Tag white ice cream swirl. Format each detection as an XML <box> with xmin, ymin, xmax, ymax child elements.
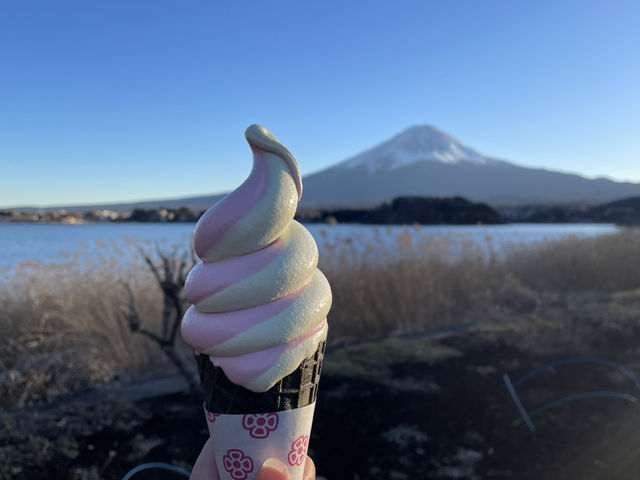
<box><xmin>181</xmin><ymin>125</ymin><xmax>331</xmax><ymax>392</ymax></box>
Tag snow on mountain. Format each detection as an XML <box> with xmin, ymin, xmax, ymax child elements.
<box><xmin>337</xmin><ymin>125</ymin><xmax>498</xmax><ymax>172</ymax></box>
<box><xmin>26</xmin><ymin>124</ymin><xmax>640</xmax><ymax>213</ymax></box>
<box><xmin>299</xmin><ymin>125</ymin><xmax>640</xmax><ymax>207</ymax></box>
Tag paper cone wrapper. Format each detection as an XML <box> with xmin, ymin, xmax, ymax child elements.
<box><xmin>195</xmin><ymin>341</ymin><xmax>326</xmax><ymax>480</ymax></box>
<box><xmin>204</xmin><ymin>402</ymin><xmax>316</xmax><ymax>480</ymax></box>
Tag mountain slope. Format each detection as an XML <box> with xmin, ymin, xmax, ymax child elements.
<box><xmin>14</xmin><ymin>124</ymin><xmax>640</xmax><ymax>212</ymax></box>
<box><xmin>338</xmin><ymin>124</ymin><xmax>499</xmax><ymax>171</ymax></box>
<box><xmin>588</xmin><ymin>195</ymin><xmax>640</xmax><ymax>224</ymax></box>
<box><xmin>300</xmin><ymin>125</ymin><xmax>640</xmax><ymax>207</ymax></box>
<box><xmin>10</xmin><ymin>193</ymin><xmax>227</xmax><ymax>213</ymax></box>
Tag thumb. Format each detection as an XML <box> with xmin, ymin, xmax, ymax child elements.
<box><xmin>256</xmin><ymin>458</ymin><xmax>292</xmax><ymax>480</ymax></box>
<box><xmin>190</xmin><ymin>438</ymin><xmax>220</xmax><ymax>480</ymax></box>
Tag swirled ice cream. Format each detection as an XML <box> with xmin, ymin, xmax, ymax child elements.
<box><xmin>181</xmin><ymin>125</ymin><xmax>331</xmax><ymax>393</ymax></box>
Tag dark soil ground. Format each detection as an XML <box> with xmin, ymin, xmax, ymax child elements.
<box><xmin>3</xmin><ymin>290</ymin><xmax>640</xmax><ymax>480</ymax></box>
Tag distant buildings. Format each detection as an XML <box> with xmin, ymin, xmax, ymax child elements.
<box><xmin>0</xmin><ymin>207</ymin><xmax>200</xmax><ymax>223</ymax></box>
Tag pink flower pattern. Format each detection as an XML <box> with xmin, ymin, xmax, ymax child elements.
<box><xmin>223</xmin><ymin>449</ymin><xmax>254</xmax><ymax>480</ymax></box>
<box><xmin>205</xmin><ymin>411</ymin><xmax>220</xmax><ymax>423</ymax></box>
<box><xmin>287</xmin><ymin>435</ymin><xmax>309</xmax><ymax>467</ymax></box>
<box><xmin>242</xmin><ymin>413</ymin><xmax>279</xmax><ymax>439</ymax></box>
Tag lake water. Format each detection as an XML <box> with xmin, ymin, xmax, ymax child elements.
<box><xmin>0</xmin><ymin>222</ymin><xmax>621</xmax><ymax>269</ymax></box>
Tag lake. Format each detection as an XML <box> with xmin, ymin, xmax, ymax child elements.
<box><xmin>0</xmin><ymin>222</ymin><xmax>621</xmax><ymax>269</ymax></box>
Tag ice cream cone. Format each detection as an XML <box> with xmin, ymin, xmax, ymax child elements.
<box><xmin>195</xmin><ymin>342</ymin><xmax>326</xmax><ymax>480</ymax></box>
<box><xmin>181</xmin><ymin>125</ymin><xmax>331</xmax><ymax>480</ymax></box>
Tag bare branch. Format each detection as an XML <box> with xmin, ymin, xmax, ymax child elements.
<box><xmin>122</xmin><ymin>243</ymin><xmax>198</xmax><ymax>394</ymax></box>
<box><xmin>177</xmin><ymin>258</ymin><xmax>188</xmax><ymax>286</ymax></box>
<box><xmin>169</xmin><ymin>300</ymin><xmax>183</xmax><ymax>345</ymax></box>
<box><xmin>160</xmin><ymin>246</ymin><xmax>171</xmax><ymax>282</ymax></box>
<box><xmin>161</xmin><ymin>344</ymin><xmax>198</xmax><ymax>392</ymax></box>
<box><xmin>137</xmin><ymin>327</ymin><xmax>167</xmax><ymax>345</ymax></box>
<box><xmin>138</xmin><ymin>246</ymin><xmax>162</xmax><ymax>285</ymax></box>
<box><xmin>120</xmin><ymin>281</ymin><xmax>140</xmax><ymax>332</ymax></box>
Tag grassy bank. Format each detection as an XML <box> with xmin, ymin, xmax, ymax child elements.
<box><xmin>2</xmin><ymin>228</ymin><xmax>640</xmax><ymax>408</ymax></box>
<box><xmin>326</xmin><ymin>226</ymin><xmax>640</xmax><ymax>338</ymax></box>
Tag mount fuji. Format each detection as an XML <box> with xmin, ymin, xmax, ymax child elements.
<box><xmin>299</xmin><ymin>125</ymin><xmax>640</xmax><ymax>207</ymax></box>
<box><xmin>18</xmin><ymin>125</ymin><xmax>640</xmax><ymax>214</ymax></box>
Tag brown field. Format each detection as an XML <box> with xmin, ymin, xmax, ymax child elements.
<box><xmin>2</xmin><ymin>227</ymin><xmax>640</xmax><ymax>410</ymax></box>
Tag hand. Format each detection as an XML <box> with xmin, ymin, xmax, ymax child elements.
<box><xmin>190</xmin><ymin>438</ymin><xmax>316</xmax><ymax>480</ymax></box>
<box><xmin>256</xmin><ymin>457</ymin><xmax>315</xmax><ymax>480</ymax></box>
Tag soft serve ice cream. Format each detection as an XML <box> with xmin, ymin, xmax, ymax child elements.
<box><xmin>181</xmin><ymin>125</ymin><xmax>331</xmax><ymax>393</ymax></box>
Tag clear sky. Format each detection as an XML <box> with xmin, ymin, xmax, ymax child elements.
<box><xmin>1</xmin><ymin>0</ymin><xmax>639</xmax><ymax>208</ymax></box>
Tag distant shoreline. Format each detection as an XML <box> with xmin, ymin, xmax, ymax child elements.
<box><xmin>2</xmin><ymin>194</ymin><xmax>639</xmax><ymax>226</ymax></box>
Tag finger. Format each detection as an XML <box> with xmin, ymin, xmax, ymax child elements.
<box><xmin>190</xmin><ymin>438</ymin><xmax>220</xmax><ymax>480</ymax></box>
<box><xmin>303</xmin><ymin>456</ymin><xmax>316</xmax><ymax>480</ymax></box>
<box><xmin>256</xmin><ymin>457</ymin><xmax>292</xmax><ymax>480</ymax></box>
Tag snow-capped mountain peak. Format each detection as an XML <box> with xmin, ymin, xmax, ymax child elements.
<box><xmin>299</xmin><ymin>123</ymin><xmax>640</xmax><ymax>207</ymax></box>
<box><xmin>338</xmin><ymin>124</ymin><xmax>498</xmax><ymax>173</ymax></box>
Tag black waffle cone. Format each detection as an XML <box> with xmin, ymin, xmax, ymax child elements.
<box><xmin>197</xmin><ymin>340</ymin><xmax>326</xmax><ymax>414</ymax></box>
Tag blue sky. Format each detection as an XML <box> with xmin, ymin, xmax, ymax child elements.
<box><xmin>1</xmin><ymin>0</ymin><xmax>639</xmax><ymax>207</ymax></box>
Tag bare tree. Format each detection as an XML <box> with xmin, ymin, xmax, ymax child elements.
<box><xmin>122</xmin><ymin>243</ymin><xmax>198</xmax><ymax>393</ymax></box>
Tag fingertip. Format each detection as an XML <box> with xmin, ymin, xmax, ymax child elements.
<box><xmin>303</xmin><ymin>456</ymin><xmax>316</xmax><ymax>480</ymax></box>
<box><xmin>256</xmin><ymin>457</ymin><xmax>292</xmax><ymax>480</ymax></box>
<box><xmin>190</xmin><ymin>438</ymin><xmax>220</xmax><ymax>480</ymax></box>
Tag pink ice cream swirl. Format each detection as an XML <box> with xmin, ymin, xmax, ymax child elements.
<box><xmin>181</xmin><ymin>125</ymin><xmax>331</xmax><ymax>393</ymax></box>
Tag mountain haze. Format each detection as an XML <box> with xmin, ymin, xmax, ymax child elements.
<box><xmin>7</xmin><ymin>193</ymin><xmax>227</xmax><ymax>214</ymax></box>
<box><xmin>300</xmin><ymin>125</ymin><xmax>640</xmax><ymax>207</ymax></box>
<box><xmin>12</xmin><ymin>125</ymin><xmax>640</xmax><ymax>213</ymax></box>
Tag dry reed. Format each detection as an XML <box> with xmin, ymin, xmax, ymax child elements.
<box><xmin>321</xmin><ymin>225</ymin><xmax>539</xmax><ymax>339</ymax></box>
<box><xmin>0</xmin><ymin>240</ymin><xmax>187</xmax><ymax>408</ymax></box>
<box><xmin>2</xmin><ymin>227</ymin><xmax>640</xmax><ymax>408</ymax></box>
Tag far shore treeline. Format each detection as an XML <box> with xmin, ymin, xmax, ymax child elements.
<box><xmin>2</xmin><ymin>194</ymin><xmax>640</xmax><ymax>225</ymax></box>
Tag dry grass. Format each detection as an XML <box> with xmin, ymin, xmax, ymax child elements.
<box><xmin>2</xmin><ymin>227</ymin><xmax>640</xmax><ymax>408</ymax></box>
<box><xmin>0</xmin><ymin>241</ymin><xmax>191</xmax><ymax>408</ymax></box>
<box><xmin>503</xmin><ymin>229</ymin><xmax>640</xmax><ymax>293</ymax></box>
<box><xmin>321</xmin><ymin>225</ymin><xmax>539</xmax><ymax>339</ymax></box>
